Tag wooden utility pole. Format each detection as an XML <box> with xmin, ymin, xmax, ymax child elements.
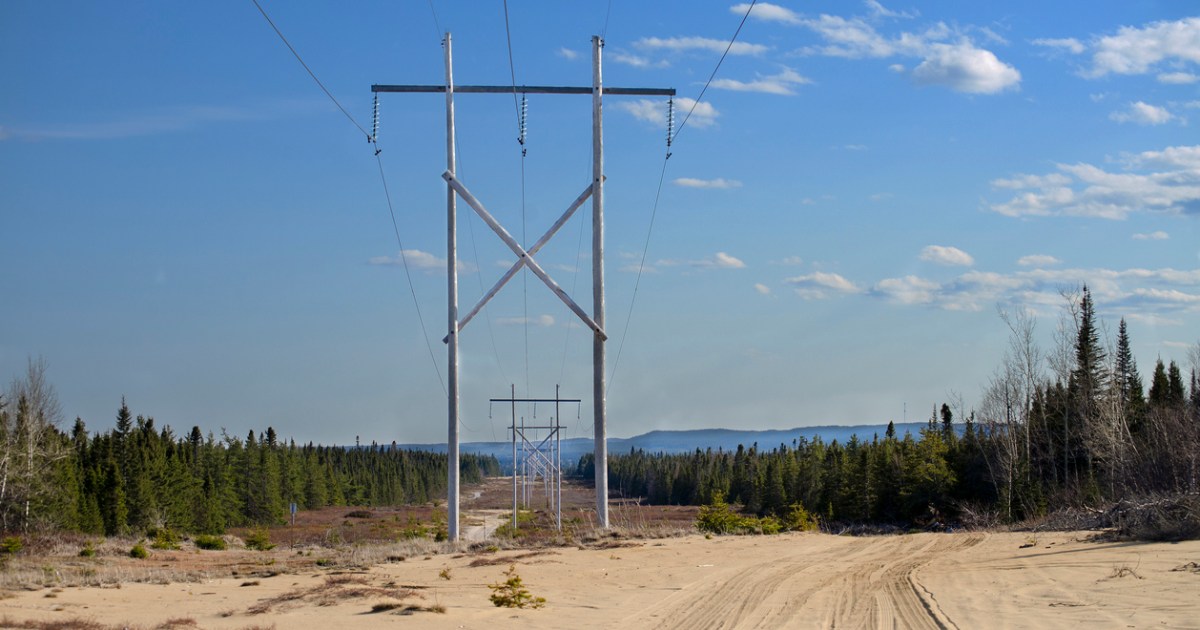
<box><xmin>372</xmin><ymin>33</ymin><xmax>673</xmax><ymax>540</ymax></box>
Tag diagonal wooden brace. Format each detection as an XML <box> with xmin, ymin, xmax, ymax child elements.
<box><xmin>442</xmin><ymin>171</ymin><xmax>607</xmax><ymax>341</ymax></box>
<box><xmin>447</xmin><ymin>180</ymin><xmax>597</xmax><ymax>341</ymax></box>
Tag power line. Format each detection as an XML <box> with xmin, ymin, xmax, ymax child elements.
<box><xmin>672</xmin><ymin>0</ymin><xmax>756</xmax><ymax>145</ymax></box>
<box><xmin>250</xmin><ymin>0</ymin><xmax>372</xmax><ymax>142</ymax></box>
<box><xmin>375</xmin><ymin>154</ymin><xmax>446</xmax><ymax>395</ymax></box>
<box><xmin>251</xmin><ymin>0</ymin><xmax>449</xmax><ymax>394</ymax></box>
<box><xmin>501</xmin><ymin>0</ymin><xmax>532</xmax><ymax>396</ymax></box>
<box><xmin>426</xmin><ymin>0</ymin><xmax>444</xmax><ymax>41</ymax></box>
<box><xmin>609</xmin><ymin>0</ymin><xmax>757</xmax><ymax>394</ymax></box>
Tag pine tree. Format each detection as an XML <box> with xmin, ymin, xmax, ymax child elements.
<box><xmin>1149</xmin><ymin>359</ymin><xmax>1171</xmax><ymax>407</ymax></box>
<box><xmin>1167</xmin><ymin>361</ymin><xmax>1185</xmax><ymax>405</ymax></box>
<box><xmin>1113</xmin><ymin>318</ymin><xmax>1146</xmax><ymax>431</ymax></box>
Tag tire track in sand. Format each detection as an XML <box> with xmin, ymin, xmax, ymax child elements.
<box><xmin>648</xmin><ymin>532</ymin><xmax>983</xmax><ymax>630</ymax></box>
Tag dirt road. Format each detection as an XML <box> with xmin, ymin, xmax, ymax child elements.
<box><xmin>4</xmin><ymin>530</ymin><xmax>1199</xmax><ymax>629</ymax></box>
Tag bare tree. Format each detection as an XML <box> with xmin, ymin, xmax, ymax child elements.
<box><xmin>0</xmin><ymin>357</ymin><xmax>67</xmax><ymax>531</ymax></box>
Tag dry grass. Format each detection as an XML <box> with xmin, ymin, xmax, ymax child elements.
<box><xmin>243</xmin><ymin>574</ymin><xmax>419</xmax><ymax>616</ymax></box>
<box><xmin>0</xmin><ymin>616</ymin><xmax>220</xmax><ymax>630</ymax></box>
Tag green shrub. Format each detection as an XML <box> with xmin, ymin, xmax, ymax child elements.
<box><xmin>0</xmin><ymin>536</ymin><xmax>22</xmax><ymax>555</ymax></box>
<box><xmin>149</xmin><ymin>527</ymin><xmax>181</xmax><ymax>550</ymax></box>
<box><xmin>488</xmin><ymin>564</ymin><xmax>545</xmax><ymax>609</ymax></box>
<box><xmin>758</xmin><ymin>515</ymin><xmax>783</xmax><ymax>535</ymax></box>
<box><xmin>243</xmin><ymin>529</ymin><xmax>275</xmax><ymax>551</ymax></box>
<box><xmin>194</xmin><ymin>535</ymin><xmax>227</xmax><ymax>551</ymax></box>
<box><xmin>79</xmin><ymin>541</ymin><xmax>97</xmax><ymax>557</ymax></box>
<box><xmin>783</xmin><ymin>503</ymin><xmax>820</xmax><ymax>532</ymax></box>
<box><xmin>696</xmin><ymin>495</ymin><xmax>755</xmax><ymax>535</ymax></box>
<box><xmin>130</xmin><ymin>543</ymin><xmax>149</xmax><ymax>559</ymax></box>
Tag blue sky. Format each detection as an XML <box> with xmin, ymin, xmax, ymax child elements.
<box><xmin>2</xmin><ymin>1</ymin><xmax>1198</xmax><ymax>445</ymax></box>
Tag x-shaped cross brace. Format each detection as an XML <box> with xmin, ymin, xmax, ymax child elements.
<box><xmin>442</xmin><ymin>170</ymin><xmax>607</xmax><ymax>342</ymax></box>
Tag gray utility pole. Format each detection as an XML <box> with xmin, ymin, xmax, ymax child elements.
<box><xmin>373</xmin><ymin>34</ymin><xmax>673</xmax><ymax>541</ymax></box>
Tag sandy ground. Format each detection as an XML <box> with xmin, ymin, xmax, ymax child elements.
<box><xmin>3</xmin><ymin>529</ymin><xmax>1199</xmax><ymax>629</ymax></box>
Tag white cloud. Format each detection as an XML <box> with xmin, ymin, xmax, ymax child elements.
<box><xmin>1110</xmin><ymin>101</ymin><xmax>1174</xmax><ymax>125</ymax></box>
<box><xmin>673</xmin><ymin>177</ymin><xmax>743</xmax><ymax>189</ymax></box>
<box><xmin>619</xmin><ymin>263</ymin><xmax>657</xmax><ymax>274</ymax></box>
<box><xmin>1133</xmin><ymin>230</ymin><xmax>1170</xmax><ymax>240</ymax></box>
<box><xmin>865</xmin><ymin>0</ymin><xmax>917</xmax><ymax>20</ymax></box>
<box><xmin>1158</xmin><ymin>71</ymin><xmax>1199</xmax><ymax>84</ymax></box>
<box><xmin>754</xmin><ymin>283</ymin><xmax>772</xmax><ymax>295</ymax></box>
<box><xmin>778</xmin><ymin>256</ymin><xmax>804</xmax><ymax>266</ymax></box>
<box><xmin>873</xmin><ymin>275</ymin><xmax>940</xmax><ymax>305</ymax></box>
<box><xmin>1163</xmin><ymin>340</ymin><xmax>1198</xmax><ymax>349</ymax></box>
<box><xmin>1125</xmin><ymin>313</ymin><xmax>1183</xmax><ymax>327</ymax></box>
<box><xmin>1087</xmin><ymin>17</ymin><xmax>1200</xmax><ymax>77</ymax></box>
<box><xmin>557</xmin><ymin>47</ymin><xmax>578</xmax><ymax>60</ymax></box>
<box><xmin>369</xmin><ymin>249</ymin><xmax>475</xmax><ymax>273</ymax></box>
<box><xmin>911</xmin><ymin>42</ymin><xmax>1021</xmax><ymax>94</ymax></box>
<box><xmin>861</xmin><ymin>265</ymin><xmax>1200</xmax><ymax>315</ymax></box>
<box><xmin>1031</xmin><ymin>38</ymin><xmax>1085</xmax><ymax>54</ymax></box>
<box><xmin>497</xmin><ymin>314</ymin><xmax>556</xmax><ymax>327</ymax></box>
<box><xmin>693</xmin><ymin>252</ymin><xmax>747</xmax><ymax>269</ymax></box>
<box><xmin>920</xmin><ymin>245</ymin><xmax>975</xmax><ymax>266</ymax></box>
<box><xmin>710</xmin><ymin>67</ymin><xmax>812</xmax><ymax>95</ymax></box>
<box><xmin>609</xmin><ymin>51</ymin><xmax>668</xmax><ymax>69</ymax></box>
<box><xmin>657</xmin><ymin>252</ymin><xmax>747</xmax><ymax>269</ymax></box>
<box><xmin>988</xmin><ymin>144</ymin><xmax>1200</xmax><ymax>219</ymax></box>
<box><xmin>785</xmin><ymin>272</ymin><xmax>862</xmax><ymax>299</ymax></box>
<box><xmin>635</xmin><ymin>36</ymin><xmax>767</xmax><ymax>56</ymax></box>
<box><xmin>763</xmin><ymin>6</ymin><xmax>1019</xmax><ymax>95</ymax></box>
<box><xmin>734</xmin><ymin>2</ymin><xmax>803</xmax><ymax>26</ymax></box>
<box><xmin>618</xmin><ymin>97</ymin><xmax>718</xmax><ymax>128</ymax></box>
<box><xmin>888</xmin><ymin>63</ymin><xmax>906</xmax><ymax>73</ymax></box>
<box><xmin>1017</xmin><ymin>254</ymin><xmax>1062</xmax><ymax>267</ymax></box>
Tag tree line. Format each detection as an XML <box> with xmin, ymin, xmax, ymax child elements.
<box><xmin>583</xmin><ymin>286</ymin><xmax>1200</xmax><ymax>527</ymax></box>
<box><xmin>0</xmin><ymin>366</ymin><xmax>500</xmax><ymax>535</ymax></box>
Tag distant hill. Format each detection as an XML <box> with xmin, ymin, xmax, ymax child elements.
<box><xmin>400</xmin><ymin>422</ymin><xmax>936</xmax><ymax>471</ymax></box>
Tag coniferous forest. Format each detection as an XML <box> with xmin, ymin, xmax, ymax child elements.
<box><xmin>2</xmin><ymin>286</ymin><xmax>1198</xmax><ymax>536</ymax></box>
<box><xmin>0</xmin><ymin>381</ymin><xmax>500</xmax><ymax>535</ymax></box>
<box><xmin>585</xmin><ymin>286</ymin><xmax>1200</xmax><ymax>530</ymax></box>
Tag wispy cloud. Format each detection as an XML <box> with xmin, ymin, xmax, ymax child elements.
<box><xmin>733</xmin><ymin>2</ymin><xmax>803</xmax><ymax>26</ymax></box>
<box><xmin>369</xmin><ymin>249</ymin><xmax>476</xmax><ymax>274</ymax></box>
<box><xmin>617</xmin><ymin>97</ymin><xmax>718</xmax><ymax>128</ymax></box>
<box><xmin>497</xmin><ymin>315</ymin><xmax>556</xmax><ymax>327</ymax></box>
<box><xmin>1032</xmin><ymin>37</ymin><xmax>1085</xmax><ymax>55</ymax></box>
<box><xmin>754</xmin><ymin>283</ymin><xmax>772</xmax><ymax>295</ymax></box>
<box><xmin>785</xmin><ymin>272</ymin><xmax>862</xmax><ymax>299</ymax></box>
<box><xmin>865</xmin><ymin>0</ymin><xmax>917</xmax><ymax>20</ymax></box>
<box><xmin>1</xmin><ymin>103</ymin><xmax>280</xmax><ymax>141</ymax></box>
<box><xmin>866</xmin><ymin>266</ymin><xmax>1200</xmax><ymax>314</ymax></box>
<box><xmin>1110</xmin><ymin>101</ymin><xmax>1174</xmax><ymax>125</ymax></box>
<box><xmin>1133</xmin><ymin>230</ymin><xmax>1170</xmax><ymax>241</ymax></box>
<box><xmin>1158</xmin><ymin>72</ymin><xmax>1199</xmax><ymax>85</ymax></box>
<box><xmin>659</xmin><ymin>252</ymin><xmax>747</xmax><ymax>269</ymax></box>
<box><xmin>710</xmin><ymin>67</ymin><xmax>812</xmax><ymax>95</ymax></box>
<box><xmin>988</xmin><ymin>144</ymin><xmax>1200</xmax><ymax>219</ymax></box>
<box><xmin>557</xmin><ymin>47</ymin><xmax>579</xmax><ymax>60</ymax></box>
<box><xmin>635</xmin><ymin>36</ymin><xmax>767</xmax><ymax>56</ymax></box>
<box><xmin>1017</xmin><ymin>254</ymin><xmax>1061</xmax><ymax>267</ymax></box>
<box><xmin>609</xmin><ymin>50</ymin><xmax>668</xmax><ymax>69</ymax></box>
<box><xmin>920</xmin><ymin>245</ymin><xmax>975</xmax><ymax>266</ymax></box>
<box><xmin>673</xmin><ymin>177</ymin><xmax>742</xmax><ymax>189</ymax></box>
